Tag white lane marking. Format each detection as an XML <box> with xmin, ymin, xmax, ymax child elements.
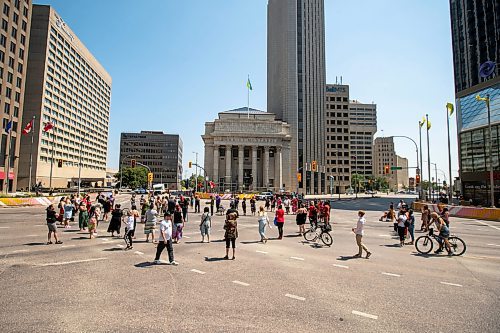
<box><xmin>382</xmin><ymin>272</ymin><xmax>401</xmax><ymax>277</ymax></box>
<box><xmin>61</xmin><ymin>245</ymin><xmax>76</xmax><ymax>248</ymax></box>
<box><xmin>440</xmin><ymin>281</ymin><xmax>463</xmax><ymax>287</ymax></box>
<box><xmin>36</xmin><ymin>257</ymin><xmax>108</xmax><ymax>267</ymax></box>
<box><xmin>0</xmin><ymin>226</ymin><xmax>10</xmax><ymax>229</ymax></box>
<box><xmin>12</xmin><ymin>249</ymin><xmax>28</xmax><ymax>253</ymax></box>
<box><xmin>477</xmin><ymin>221</ymin><xmax>500</xmax><ymax>231</ymax></box>
<box><xmin>352</xmin><ymin>310</ymin><xmax>378</xmax><ymax>320</ymax></box>
<box><xmin>190</xmin><ymin>269</ymin><xmax>206</xmax><ymax>275</ymax></box>
<box><xmin>285</xmin><ymin>293</ymin><xmax>305</xmax><ymax>301</ymax></box>
<box><xmin>256</xmin><ymin>250</ymin><xmax>268</xmax><ymax>254</ymax></box>
<box><xmin>27</xmin><ymin>234</ymin><xmax>37</xmax><ymax>237</ymax></box>
<box><xmin>134</xmin><ymin>251</ymin><xmax>144</xmax><ymax>255</ymax></box>
<box><xmin>101</xmin><ymin>238</ymin><xmax>109</xmax><ymax>241</ymax></box>
<box><xmin>183</xmin><ymin>236</ymin><xmax>191</xmax><ymax>239</ymax></box>
<box><xmin>232</xmin><ymin>280</ymin><xmax>250</xmax><ymax>286</ymax></box>
<box><xmin>290</xmin><ymin>256</ymin><xmax>305</xmax><ymax>261</ymax></box>
<box><xmin>333</xmin><ymin>264</ymin><xmax>349</xmax><ymax>269</ymax></box>
<box><xmin>378</xmin><ymin>234</ymin><xmax>391</xmax><ymax>237</ymax></box>
<box><xmin>487</xmin><ymin>243</ymin><xmax>500</xmax><ymax>247</ymax></box>
<box><xmin>34</xmin><ymin>225</ymin><xmax>46</xmax><ymax>227</ymax></box>
<box><xmin>117</xmin><ymin>244</ymin><xmax>124</xmax><ymax>248</ymax></box>
<box><xmin>463</xmin><ymin>255</ymin><xmax>484</xmax><ymax>260</ymax></box>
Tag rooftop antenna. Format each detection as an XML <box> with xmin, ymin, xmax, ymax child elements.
<box><xmin>340</xmin><ymin>76</ymin><xmax>343</xmax><ymax>84</ymax></box>
<box><xmin>335</xmin><ymin>76</ymin><xmax>338</xmax><ymax>84</ymax></box>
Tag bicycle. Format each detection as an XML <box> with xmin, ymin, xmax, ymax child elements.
<box><xmin>303</xmin><ymin>221</ymin><xmax>333</xmax><ymax>246</ymax></box>
<box><xmin>415</xmin><ymin>228</ymin><xmax>466</xmax><ymax>256</ymax></box>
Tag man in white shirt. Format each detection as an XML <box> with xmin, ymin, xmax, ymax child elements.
<box><xmin>352</xmin><ymin>210</ymin><xmax>371</xmax><ymax>259</ymax></box>
<box><xmin>154</xmin><ymin>212</ymin><xmax>178</xmax><ymax>265</ymax></box>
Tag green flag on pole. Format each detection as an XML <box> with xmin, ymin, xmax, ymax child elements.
<box><xmin>247</xmin><ymin>77</ymin><xmax>252</xmax><ymax>91</ymax></box>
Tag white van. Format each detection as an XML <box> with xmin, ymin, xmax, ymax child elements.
<box><xmin>153</xmin><ymin>184</ymin><xmax>166</xmax><ymax>195</ymax></box>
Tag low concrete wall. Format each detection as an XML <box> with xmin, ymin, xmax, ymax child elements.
<box><xmin>413</xmin><ymin>202</ymin><xmax>500</xmax><ymax>221</ymax></box>
<box><xmin>0</xmin><ymin>196</ymin><xmax>65</xmax><ymax>207</ymax></box>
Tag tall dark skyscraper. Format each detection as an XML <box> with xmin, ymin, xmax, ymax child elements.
<box><xmin>267</xmin><ymin>0</ymin><xmax>326</xmax><ymax>194</ymax></box>
<box><xmin>450</xmin><ymin>0</ymin><xmax>500</xmax><ymax>206</ymax></box>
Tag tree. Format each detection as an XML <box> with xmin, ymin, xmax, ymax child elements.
<box><xmin>374</xmin><ymin>176</ymin><xmax>389</xmax><ymax>191</ymax></box>
<box><xmin>115</xmin><ymin>167</ymin><xmax>147</xmax><ymax>189</ymax></box>
<box><xmin>351</xmin><ymin>173</ymin><xmax>366</xmax><ymax>192</ymax></box>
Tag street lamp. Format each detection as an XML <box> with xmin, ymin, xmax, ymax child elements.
<box><xmin>192</xmin><ymin>151</ymin><xmax>198</xmax><ymax>192</ymax></box>
<box><xmin>390</xmin><ymin>135</ymin><xmax>420</xmax><ymax>199</ymax></box>
<box><xmin>475</xmin><ymin>94</ymin><xmax>495</xmax><ymax>208</ymax></box>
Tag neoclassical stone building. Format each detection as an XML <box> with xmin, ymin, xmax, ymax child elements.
<box><xmin>202</xmin><ymin>108</ymin><xmax>292</xmax><ymax>192</ymax></box>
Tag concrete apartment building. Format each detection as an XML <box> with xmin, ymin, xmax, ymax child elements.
<box><xmin>120</xmin><ymin>131</ymin><xmax>182</xmax><ymax>190</ymax></box>
<box><xmin>17</xmin><ymin>5</ymin><xmax>111</xmax><ymax>189</ymax></box>
<box><xmin>268</xmin><ymin>0</ymin><xmax>327</xmax><ymax>194</ymax></box>
<box><xmin>374</xmin><ymin>137</ymin><xmax>409</xmax><ymax>190</ymax></box>
<box><xmin>349</xmin><ymin>101</ymin><xmax>377</xmax><ymax>177</ymax></box>
<box><xmin>0</xmin><ymin>0</ymin><xmax>32</xmax><ymax>192</ymax></box>
<box><xmin>450</xmin><ymin>0</ymin><xmax>500</xmax><ymax>206</ymax></box>
<box><xmin>325</xmin><ymin>84</ymin><xmax>351</xmax><ymax>194</ymax></box>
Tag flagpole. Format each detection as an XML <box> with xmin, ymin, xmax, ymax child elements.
<box><xmin>28</xmin><ymin>116</ymin><xmax>35</xmax><ymax>194</ymax></box>
<box><xmin>446</xmin><ymin>106</ymin><xmax>453</xmax><ymax>204</ymax></box>
<box><xmin>247</xmin><ymin>74</ymin><xmax>250</xmax><ymax>119</ymax></box>
<box><xmin>3</xmin><ymin>114</ymin><xmax>13</xmax><ymax>194</ymax></box>
<box><xmin>418</xmin><ymin>122</ymin><xmax>423</xmax><ymax>200</ymax></box>
<box><xmin>49</xmin><ymin>125</ymin><xmax>55</xmax><ymax>193</ymax></box>
<box><xmin>426</xmin><ymin>114</ymin><xmax>431</xmax><ymax>202</ymax></box>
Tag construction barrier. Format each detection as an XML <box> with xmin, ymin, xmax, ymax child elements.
<box><xmin>0</xmin><ymin>197</ymin><xmax>53</xmax><ymax>207</ymax></box>
<box><xmin>195</xmin><ymin>193</ymin><xmax>256</xmax><ymax>200</ymax></box>
<box><xmin>413</xmin><ymin>202</ymin><xmax>500</xmax><ymax>222</ymax></box>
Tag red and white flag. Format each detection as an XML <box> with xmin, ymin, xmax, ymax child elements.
<box><xmin>43</xmin><ymin>121</ymin><xmax>54</xmax><ymax>132</ymax></box>
<box><xmin>22</xmin><ymin>120</ymin><xmax>34</xmax><ymax>135</ymax></box>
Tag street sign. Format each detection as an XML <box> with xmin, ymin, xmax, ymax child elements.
<box><xmin>390</xmin><ymin>166</ymin><xmax>403</xmax><ymax>170</ymax></box>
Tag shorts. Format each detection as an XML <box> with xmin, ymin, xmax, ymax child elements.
<box><xmin>47</xmin><ymin>222</ymin><xmax>57</xmax><ymax>232</ymax></box>
<box><xmin>200</xmin><ymin>223</ymin><xmax>210</xmax><ymax>236</ymax></box>
<box><xmin>64</xmin><ymin>211</ymin><xmax>73</xmax><ymax>219</ymax></box>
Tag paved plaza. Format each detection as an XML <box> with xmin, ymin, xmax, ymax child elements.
<box><xmin>0</xmin><ymin>196</ymin><xmax>499</xmax><ymax>332</ymax></box>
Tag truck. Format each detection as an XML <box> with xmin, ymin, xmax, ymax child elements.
<box><xmin>153</xmin><ymin>184</ymin><xmax>166</xmax><ymax>195</ymax></box>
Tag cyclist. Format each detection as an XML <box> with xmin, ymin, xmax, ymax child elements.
<box><xmin>430</xmin><ymin>212</ymin><xmax>452</xmax><ymax>255</ymax></box>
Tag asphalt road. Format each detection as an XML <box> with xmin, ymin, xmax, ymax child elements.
<box><xmin>0</xmin><ymin>198</ymin><xmax>499</xmax><ymax>333</ymax></box>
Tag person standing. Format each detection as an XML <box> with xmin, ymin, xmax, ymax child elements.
<box><xmin>210</xmin><ymin>195</ymin><xmax>215</xmax><ymax>216</ymax></box>
<box><xmin>78</xmin><ymin>203</ymin><xmax>89</xmax><ymax>231</ymax></box>
<box><xmin>102</xmin><ymin>197</ymin><xmax>112</xmax><ymax>222</ymax></box>
<box><xmin>172</xmin><ymin>204</ymin><xmax>185</xmax><ymax>243</ymax></box>
<box><xmin>275</xmin><ymin>205</ymin><xmax>285</xmax><ymax>240</ymax></box>
<box><xmin>124</xmin><ymin>210</ymin><xmax>135</xmax><ymax>250</ymax></box>
<box><xmin>63</xmin><ymin>198</ymin><xmax>73</xmax><ymax>228</ymax></box>
<box><xmin>396</xmin><ymin>211</ymin><xmax>407</xmax><ymax>247</ymax></box>
<box><xmin>215</xmin><ymin>194</ymin><xmax>221</xmax><ymax>213</ymax></box>
<box><xmin>224</xmin><ymin>212</ymin><xmax>238</xmax><ymax>260</ymax></box>
<box><xmin>284</xmin><ymin>197</ymin><xmax>291</xmax><ymax>214</ymax></box>
<box><xmin>195</xmin><ymin>195</ymin><xmax>201</xmax><ymax>213</ymax></box>
<box><xmin>107</xmin><ymin>204</ymin><xmax>123</xmax><ymax>237</ymax></box>
<box><xmin>154</xmin><ymin>212</ymin><xmax>178</xmax><ymax>265</ymax></box>
<box><xmin>257</xmin><ymin>206</ymin><xmax>270</xmax><ymax>243</ymax></box>
<box><xmin>250</xmin><ymin>197</ymin><xmax>256</xmax><ymax>216</ymax></box>
<box><xmin>352</xmin><ymin>211</ymin><xmax>371</xmax><ymax>259</ymax></box>
<box><xmin>181</xmin><ymin>196</ymin><xmax>189</xmax><ymax>221</ymax></box>
<box><xmin>295</xmin><ymin>204</ymin><xmax>308</xmax><ymax>235</ymax></box>
<box><xmin>46</xmin><ymin>204</ymin><xmax>62</xmax><ymax>245</ymax></box>
<box><xmin>242</xmin><ymin>198</ymin><xmax>247</xmax><ymax>216</ymax></box>
<box><xmin>200</xmin><ymin>207</ymin><xmax>211</xmax><ymax>243</ymax></box>
<box><xmin>88</xmin><ymin>206</ymin><xmax>98</xmax><ymax>239</ymax></box>
<box><xmin>406</xmin><ymin>209</ymin><xmax>415</xmax><ymax>245</ymax></box>
<box><xmin>144</xmin><ymin>206</ymin><xmax>158</xmax><ymax>243</ymax></box>
<box><xmin>421</xmin><ymin>205</ymin><xmax>431</xmax><ymax>231</ymax></box>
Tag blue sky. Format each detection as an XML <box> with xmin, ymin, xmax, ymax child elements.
<box><xmin>34</xmin><ymin>0</ymin><xmax>458</xmax><ymax>183</ymax></box>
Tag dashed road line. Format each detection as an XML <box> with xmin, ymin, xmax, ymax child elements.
<box><xmin>381</xmin><ymin>272</ymin><xmax>401</xmax><ymax>277</ymax></box>
<box><xmin>0</xmin><ymin>226</ymin><xmax>10</xmax><ymax>229</ymax></box>
<box><xmin>232</xmin><ymin>280</ymin><xmax>250</xmax><ymax>287</ymax></box>
<box><xmin>285</xmin><ymin>293</ymin><xmax>305</xmax><ymax>301</ymax></box>
<box><xmin>61</xmin><ymin>245</ymin><xmax>76</xmax><ymax>248</ymax></box>
<box><xmin>190</xmin><ymin>269</ymin><xmax>206</xmax><ymax>275</ymax></box>
<box><xmin>134</xmin><ymin>251</ymin><xmax>144</xmax><ymax>255</ymax></box>
<box><xmin>378</xmin><ymin>234</ymin><xmax>391</xmax><ymax>237</ymax></box>
<box><xmin>183</xmin><ymin>236</ymin><xmax>191</xmax><ymax>239</ymax></box>
<box><xmin>256</xmin><ymin>250</ymin><xmax>268</xmax><ymax>254</ymax></box>
<box><xmin>117</xmin><ymin>244</ymin><xmax>124</xmax><ymax>248</ymax></box>
<box><xmin>290</xmin><ymin>256</ymin><xmax>305</xmax><ymax>261</ymax></box>
<box><xmin>333</xmin><ymin>264</ymin><xmax>349</xmax><ymax>269</ymax></box>
<box><xmin>101</xmin><ymin>238</ymin><xmax>109</xmax><ymax>241</ymax></box>
<box><xmin>27</xmin><ymin>234</ymin><xmax>37</xmax><ymax>237</ymax></box>
<box><xmin>487</xmin><ymin>243</ymin><xmax>500</xmax><ymax>247</ymax></box>
<box><xmin>36</xmin><ymin>257</ymin><xmax>108</xmax><ymax>267</ymax></box>
<box><xmin>12</xmin><ymin>249</ymin><xmax>28</xmax><ymax>253</ymax></box>
<box><xmin>440</xmin><ymin>281</ymin><xmax>463</xmax><ymax>287</ymax></box>
<box><xmin>477</xmin><ymin>221</ymin><xmax>500</xmax><ymax>231</ymax></box>
<box><xmin>352</xmin><ymin>310</ymin><xmax>378</xmax><ymax>320</ymax></box>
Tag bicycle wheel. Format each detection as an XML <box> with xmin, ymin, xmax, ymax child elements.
<box><xmin>415</xmin><ymin>236</ymin><xmax>433</xmax><ymax>254</ymax></box>
<box><xmin>320</xmin><ymin>232</ymin><xmax>333</xmax><ymax>246</ymax></box>
<box><xmin>448</xmin><ymin>236</ymin><xmax>466</xmax><ymax>256</ymax></box>
<box><xmin>303</xmin><ymin>228</ymin><xmax>318</xmax><ymax>242</ymax></box>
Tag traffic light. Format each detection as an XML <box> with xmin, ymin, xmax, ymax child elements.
<box><xmin>57</xmin><ymin>159</ymin><xmax>63</xmax><ymax>168</ymax></box>
<box><xmin>311</xmin><ymin>160</ymin><xmax>317</xmax><ymax>172</ymax></box>
<box><xmin>384</xmin><ymin>165</ymin><xmax>390</xmax><ymax>174</ymax></box>
<box><xmin>147</xmin><ymin>172</ymin><xmax>153</xmax><ymax>183</ymax></box>
<box><xmin>131</xmin><ymin>159</ymin><xmax>136</xmax><ymax>168</ymax></box>
<box><xmin>189</xmin><ymin>161</ymin><xmax>192</xmax><ymax>168</ymax></box>
<box><xmin>416</xmin><ymin>174</ymin><xmax>421</xmax><ymax>185</ymax></box>
<box><xmin>297</xmin><ymin>173</ymin><xmax>302</xmax><ymax>183</ymax></box>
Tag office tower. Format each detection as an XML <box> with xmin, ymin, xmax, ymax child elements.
<box><xmin>120</xmin><ymin>131</ymin><xmax>183</xmax><ymax>190</ymax></box>
<box><xmin>268</xmin><ymin>0</ymin><xmax>326</xmax><ymax>194</ymax></box>
<box><xmin>17</xmin><ymin>5</ymin><xmax>112</xmax><ymax>190</ymax></box>
<box><xmin>0</xmin><ymin>0</ymin><xmax>31</xmax><ymax>192</ymax></box>
<box><xmin>450</xmin><ymin>0</ymin><xmax>500</xmax><ymax>206</ymax></box>
<box><xmin>349</xmin><ymin>101</ymin><xmax>377</xmax><ymax>177</ymax></box>
<box><xmin>325</xmin><ymin>84</ymin><xmax>351</xmax><ymax>194</ymax></box>
<box><xmin>374</xmin><ymin>137</ymin><xmax>409</xmax><ymax>190</ymax></box>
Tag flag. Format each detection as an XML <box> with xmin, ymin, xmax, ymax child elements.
<box><xmin>427</xmin><ymin>120</ymin><xmax>431</xmax><ymax>130</ymax></box>
<box><xmin>5</xmin><ymin>120</ymin><xmax>12</xmax><ymax>133</ymax></box>
<box><xmin>246</xmin><ymin>77</ymin><xmax>252</xmax><ymax>91</ymax></box>
<box><xmin>446</xmin><ymin>103</ymin><xmax>454</xmax><ymax>116</ymax></box>
<box><xmin>419</xmin><ymin>117</ymin><xmax>425</xmax><ymax>128</ymax></box>
<box><xmin>43</xmin><ymin>121</ymin><xmax>54</xmax><ymax>132</ymax></box>
<box><xmin>22</xmin><ymin>120</ymin><xmax>33</xmax><ymax>135</ymax></box>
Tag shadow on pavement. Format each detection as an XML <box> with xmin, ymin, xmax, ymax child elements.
<box><xmin>284</xmin><ymin>234</ymin><xmax>301</xmax><ymax>238</ymax></box>
<box><xmin>134</xmin><ymin>261</ymin><xmax>156</xmax><ymax>268</ymax></box>
<box><xmin>23</xmin><ymin>242</ymin><xmax>46</xmax><ymax>246</ymax></box>
<box><xmin>71</xmin><ymin>236</ymin><xmax>92</xmax><ymax>240</ymax></box>
<box><xmin>102</xmin><ymin>248</ymin><xmax>123</xmax><ymax>252</ymax></box>
<box><xmin>337</xmin><ymin>255</ymin><xmax>362</xmax><ymax>261</ymax></box>
<box><xmin>204</xmin><ymin>256</ymin><xmax>227</xmax><ymax>262</ymax></box>
<box><xmin>240</xmin><ymin>240</ymin><xmax>262</xmax><ymax>244</ymax></box>
<box><xmin>381</xmin><ymin>244</ymin><xmax>403</xmax><ymax>248</ymax></box>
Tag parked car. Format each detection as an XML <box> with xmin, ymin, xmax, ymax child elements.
<box><xmin>365</xmin><ymin>190</ymin><xmax>376</xmax><ymax>195</ymax></box>
<box><xmin>134</xmin><ymin>188</ymin><xmax>147</xmax><ymax>194</ymax></box>
<box><xmin>256</xmin><ymin>192</ymin><xmax>273</xmax><ymax>201</ymax></box>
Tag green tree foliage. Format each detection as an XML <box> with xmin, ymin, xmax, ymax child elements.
<box><xmin>116</xmin><ymin>167</ymin><xmax>147</xmax><ymax>189</ymax></box>
<box><xmin>351</xmin><ymin>173</ymin><xmax>366</xmax><ymax>191</ymax></box>
<box><xmin>374</xmin><ymin>176</ymin><xmax>389</xmax><ymax>190</ymax></box>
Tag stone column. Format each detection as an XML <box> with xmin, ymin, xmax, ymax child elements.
<box><xmin>275</xmin><ymin>146</ymin><xmax>282</xmax><ymax>191</ymax></box>
<box><xmin>263</xmin><ymin>146</ymin><xmax>269</xmax><ymax>189</ymax></box>
<box><xmin>251</xmin><ymin>146</ymin><xmax>258</xmax><ymax>190</ymax></box>
<box><xmin>238</xmin><ymin>145</ymin><xmax>244</xmax><ymax>191</ymax></box>
<box><xmin>225</xmin><ymin>145</ymin><xmax>232</xmax><ymax>190</ymax></box>
<box><xmin>310</xmin><ymin>168</ymin><xmax>315</xmax><ymax>195</ymax></box>
<box><xmin>213</xmin><ymin>145</ymin><xmax>219</xmax><ymax>186</ymax></box>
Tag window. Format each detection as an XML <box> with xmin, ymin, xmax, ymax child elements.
<box><xmin>1</xmin><ymin>19</ymin><xmax>7</xmax><ymax>31</ymax></box>
<box><xmin>23</xmin><ymin>6</ymin><xmax>28</xmax><ymax>17</ymax></box>
<box><xmin>11</xmin><ymin>27</ymin><xmax>17</xmax><ymax>38</ymax></box>
<box><xmin>9</xmin><ymin>41</ymin><xmax>15</xmax><ymax>53</ymax></box>
<box><xmin>18</xmin><ymin>47</ymin><xmax>23</xmax><ymax>59</ymax></box>
<box><xmin>17</xmin><ymin>62</ymin><xmax>22</xmax><ymax>73</ymax></box>
<box><xmin>13</xmin><ymin>13</ymin><xmax>18</xmax><ymax>24</ymax></box>
<box><xmin>0</xmin><ymin>50</ymin><xmax>4</xmax><ymax>62</ymax></box>
<box><xmin>14</xmin><ymin>0</ymin><xmax>20</xmax><ymax>10</ymax></box>
<box><xmin>7</xmin><ymin>71</ymin><xmax>12</xmax><ymax>83</ymax></box>
<box><xmin>3</xmin><ymin>4</ymin><xmax>9</xmax><ymax>16</ymax></box>
<box><xmin>21</xmin><ymin>20</ymin><xmax>26</xmax><ymax>32</ymax></box>
<box><xmin>20</xmin><ymin>34</ymin><xmax>24</xmax><ymax>45</ymax></box>
<box><xmin>8</xmin><ymin>56</ymin><xmax>14</xmax><ymax>68</ymax></box>
<box><xmin>5</xmin><ymin>87</ymin><xmax>11</xmax><ymax>98</ymax></box>
<box><xmin>13</xmin><ymin>106</ymin><xmax>18</xmax><ymax>117</ymax></box>
<box><xmin>16</xmin><ymin>77</ymin><xmax>21</xmax><ymax>88</ymax></box>
<box><xmin>4</xmin><ymin>102</ymin><xmax>10</xmax><ymax>114</ymax></box>
<box><xmin>0</xmin><ymin>34</ymin><xmax>5</xmax><ymax>46</ymax></box>
<box><xmin>15</xmin><ymin>91</ymin><xmax>20</xmax><ymax>102</ymax></box>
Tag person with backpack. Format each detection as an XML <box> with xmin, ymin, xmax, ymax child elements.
<box><xmin>199</xmin><ymin>207</ymin><xmax>211</xmax><ymax>243</ymax></box>
<box><xmin>46</xmin><ymin>204</ymin><xmax>63</xmax><ymax>245</ymax></box>
<box><xmin>224</xmin><ymin>212</ymin><xmax>238</xmax><ymax>259</ymax></box>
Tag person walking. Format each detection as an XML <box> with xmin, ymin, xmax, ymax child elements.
<box><xmin>210</xmin><ymin>196</ymin><xmax>215</xmax><ymax>216</ymax></box>
<box><xmin>406</xmin><ymin>209</ymin><xmax>415</xmax><ymax>245</ymax></box>
<box><xmin>257</xmin><ymin>206</ymin><xmax>270</xmax><ymax>243</ymax></box>
<box><xmin>421</xmin><ymin>205</ymin><xmax>431</xmax><ymax>231</ymax></box>
<box><xmin>195</xmin><ymin>195</ymin><xmax>201</xmax><ymax>213</ymax></box>
<box><xmin>396</xmin><ymin>211</ymin><xmax>407</xmax><ymax>247</ymax></box>
<box><xmin>153</xmin><ymin>212</ymin><xmax>178</xmax><ymax>265</ymax></box>
<box><xmin>102</xmin><ymin>197</ymin><xmax>112</xmax><ymax>222</ymax></box>
<box><xmin>224</xmin><ymin>212</ymin><xmax>238</xmax><ymax>260</ymax></box>
<box><xmin>144</xmin><ymin>206</ymin><xmax>158</xmax><ymax>243</ymax></box>
<box><xmin>78</xmin><ymin>203</ymin><xmax>89</xmax><ymax>231</ymax></box>
<box><xmin>124</xmin><ymin>210</ymin><xmax>135</xmax><ymax>250</ymax></box>
<box><xmin>88</xmin><ymin>206</ymin><xmax>98</xmax><ymax>239</ymax></box>
<box><xmin>172</xmin><ymin>204</ymin><xmax>185</xmax><ymax>243</ymax></box>
<box><xmin>46</xmin><ymin>204</ymin><xmax>62</xmax><ymax>245</ymax></box>
<box><xmin>242</xmin><ymin>198</ymin><xmax>247</xmax><ymax>216</ymax></box>
<box><xmin>275</xmin><ymin>205</ymin><xmax>285</xmax><ymax>240</ymax></box>
<box><xmin>63</xmin><ymin>198</ymin><xmax>73</xmax><ymax>228</ymax></box>
<box><xmin>200</xmin><ymin>207</ymin><xmax>211</xmax><ymax>243</ymax></box>
<box><xmin>107</xmin><ymin>204</ymin><xmax>123</xmax><ymax>237</ymax></box>
<box><xmin>352</xmin><ymin>210</ymin><xmax>371</xmax><ymax>259</ymax></box>
<box><xmin>295</xmin><ymin>204</ymin><xmax>307</xmax><ymax>235</ymax></box>
<box><xmin>215</xmin><ymin>194</ymin><xmax>221</xmax><ymax>213</ymax></box>
<box><xmin>250</xmin><ymin>197</ymin><xmax>256</xmax><ymax>216</ymax></box>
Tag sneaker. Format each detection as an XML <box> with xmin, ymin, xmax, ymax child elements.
<box><xmin>223</xmin><ymin>255</ymin><xmax>229</xmax><ymax>260</ymax></box>
<box><xmin>55</xmin><ymin>241</ymin><xmax>63</xmax><ymax>244</ymax></box>
<box><xmin>153</xmin><ymin>260</ymin><xmax>161</xmax><ymax>264</ymax></box>
<box><xmin>434</xmin><ymin>249</ymin><xmax>443</xmax><ymax>254</ymax></box>
<box><xmin>170</xmin><ymin>261</ymin><xmax>179</xmax><ymax>266</ymax></box>
<box><xmin>366</xmin><ymin>252</ymin><xmax>372</xmax><ymax>259</ymax></box>
<box><xmin>353</xmin><ymin>254</ymin><xmax>361</xmax><ymax>258</ymax></box>
<box><xmin>46</xmin><ymin>241</ymin><xmax>53</xmax><ymax>245</ymax></box>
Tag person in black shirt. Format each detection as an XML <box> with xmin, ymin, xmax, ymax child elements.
<box><xmin>46</xmin><ymin>204</ymin><xmax>62</xmax><ymax>245</ymax></box>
